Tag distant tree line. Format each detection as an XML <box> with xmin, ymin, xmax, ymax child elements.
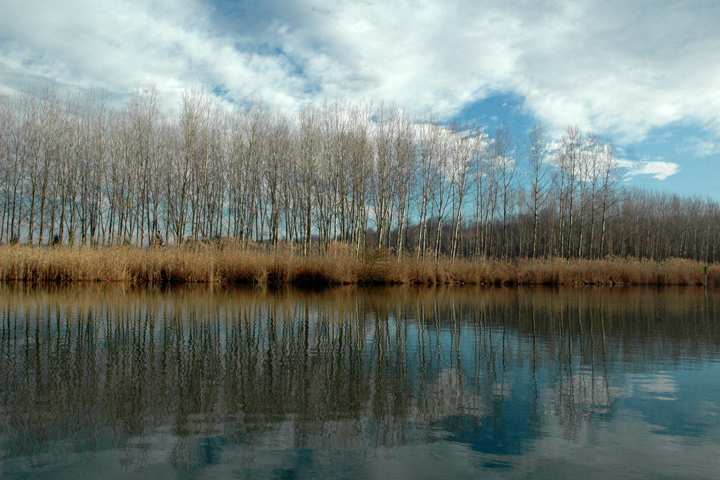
<box><xmin>0</xmin><ymin>91</ymin><xmax>718</xmax><ymax>261</ymax></box>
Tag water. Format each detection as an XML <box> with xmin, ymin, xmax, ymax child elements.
<box><xmin>0</xmin><ymin>286</ymin><xmax>719</xmax><ymax>479</ymax></box>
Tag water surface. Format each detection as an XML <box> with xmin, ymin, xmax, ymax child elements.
<box><xmin>0</xmin><ymin>286</ymin><xmax>719</xmax><ymax>479</ymax></box>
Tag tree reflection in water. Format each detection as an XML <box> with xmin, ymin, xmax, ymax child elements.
<box><xmin>0</xmin><ymin>286</ymin><xmax>718</xmax><ymax>476</ymax></box>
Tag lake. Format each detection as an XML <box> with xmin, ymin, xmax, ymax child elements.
<box><xmin>0</xmin><ymin>286</ymin><xmax>719</xmax><ymax>479</ymax></box>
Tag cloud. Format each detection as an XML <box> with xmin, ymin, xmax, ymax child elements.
<box><xmin>254</xmin><ymin>0</ymin><xmax>720</xmax><ymax>140</ymax></box>
<box><xmin>1</xmin><ymin>0</ymin><xmax>719</xmax><ymax>142</ymax></box>
<box><xmin>691</xmin><ymin>139</ymin><xmax>720</xmax><ymax>158</ymax></box>
<box><xmin>616</xmin><ymin>158</ymin><xmax>680</xmax><ymax>181</ymax></box>
<box><xmin>0</xmin><ymin>0</ymin><xmax>309</xmax><ymax>112</ymax></box>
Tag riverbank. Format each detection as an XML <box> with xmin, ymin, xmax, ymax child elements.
<box><xmin>0</xmin><ymin>245</ymin><xmax>716</xmax><ymax>287</ymax></box>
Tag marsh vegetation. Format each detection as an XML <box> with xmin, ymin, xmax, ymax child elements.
<box><xmin>0</xmin><ymin>244</ymin><xmax>718</xmax><ymax>287</ymax></box>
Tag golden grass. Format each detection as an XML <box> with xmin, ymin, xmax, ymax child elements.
<box><xmin>0</xmin><ymin>244</ymin><xmax>717</xmax><ymax>287</ymax></box>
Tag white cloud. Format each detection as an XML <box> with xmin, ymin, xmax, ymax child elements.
<box><xmin>691</xmin><ymin>139</ymin><xmax>720</xmax><ymax>158</ymax></box>
<box><xmin>616</xmin><ymin>158</ymin><xmax>680</xmax><ymax>181</ymax></box>
<box><xmin>1</xmin><ymin>0</ymin><xmax>719</xmax><ymax>142</ymax></box>
<box><xmin>0</xmin><ymin>0</ymin><xmax>309</xmax><ymax>112</ymax></box>
<box><xmin>269</xmin><ymin>0</ymin><xmax>720</xmax><ymax>140</ymax></box>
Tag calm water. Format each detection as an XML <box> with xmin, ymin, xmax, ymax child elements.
<box><xmin>0</xmin><ymin>286</ymin><xmax>719</xmax><ymax>479</ymax></box>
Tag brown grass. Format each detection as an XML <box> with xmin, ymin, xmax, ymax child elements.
<box><xmin>0</xmin><ymin>244</ymin><xmax>718</xmax><ymax>287</ymax></box>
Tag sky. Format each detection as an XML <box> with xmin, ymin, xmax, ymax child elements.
<box><xmin>0</xmin><ymin>0</ymin><xmax>719</xmax><ymax>196</ymax></box>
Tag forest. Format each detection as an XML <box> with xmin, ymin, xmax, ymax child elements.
<box><xmin>1</xmin><ymin>90</ymin><xmax>718</xmax><ymax>263</ymax></box>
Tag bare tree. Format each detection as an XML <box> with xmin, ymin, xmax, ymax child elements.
<box><xmin>0</xmin><ymin>89</ymin><xmax>716</xmax><ymax>262</ymax></box>
<box><xmin>528</xmin><ymin>123</ymin><xmax>549</xmax><ymax>258</ymax></box>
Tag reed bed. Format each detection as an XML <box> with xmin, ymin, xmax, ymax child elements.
<box><xmin>0</xmin><ymin>245</ymin><xmax>717</xmax><ymax>287</ymax></box>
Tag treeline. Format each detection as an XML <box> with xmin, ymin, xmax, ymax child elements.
<box><xmin>0</xmin><ymin>91</ymin><xmax>718</xmax><ymax>261</ymax></box>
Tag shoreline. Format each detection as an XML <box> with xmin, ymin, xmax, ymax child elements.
<box><xmin>0</xmin><ymin>245</ymin><xmax>717</xmax><ymax>288</ymax></box>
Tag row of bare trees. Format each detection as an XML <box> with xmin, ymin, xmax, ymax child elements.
<box><xmin>1</xmin><ymin>91</ymin><xmax>718</xmax><ymax>261</ymax></box>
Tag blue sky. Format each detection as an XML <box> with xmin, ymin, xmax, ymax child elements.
<box><xmin>1</xmin><ymin>0</ymin><xmax>719</xmax><ymax>196</ymax></box>
<box><xmin>455</xmin><ymin>93</ymin><xmax>720</xmax><ymax>197</ymax></box>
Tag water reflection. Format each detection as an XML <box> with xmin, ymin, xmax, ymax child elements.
<box><xmin>0</xmin><ymin>287</ymin><xmax>719</xmax><ymax>479</ymax></box>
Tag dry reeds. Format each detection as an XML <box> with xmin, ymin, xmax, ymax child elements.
<box><xmin>0</xmin><ymin>245</ymin><xmax>717</xmax><ymax>287</ymax></box>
